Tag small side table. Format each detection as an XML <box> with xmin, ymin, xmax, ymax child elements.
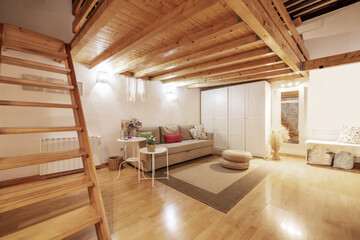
<box><xmin>139</xmin><ymin>146</ymin><xmax>169</xmax><ymax>187</ymax></box>
<box><xmin>115</xmin><ymin>137</ymin><xmax>146</xmax><ymax>181</ymax></box>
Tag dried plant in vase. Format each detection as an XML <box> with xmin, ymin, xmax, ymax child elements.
<box><xmin>146</xmin><ymin>135</ymin><xmax>156</xmax><ymax>152</ymax></box>
<box><xmin>269</xmin><ymin>126</ymin><xmax>290</xmax><ymax>160</ymax></box>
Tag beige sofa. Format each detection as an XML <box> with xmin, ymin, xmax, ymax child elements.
<box><xmin>132</xmin><ymin>125</ymin><xmax>214</xmax><ymax>172</ymax></box>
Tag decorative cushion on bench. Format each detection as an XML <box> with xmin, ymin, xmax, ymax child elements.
<box><xmin>307</xmin><ymin>146</ymin><xmax>334</xmax><ymax>166</ymax></box>
<box><xmin>222</xmin><ymin>150</ymin><xmax>252</xmax><ymax>163</ymax></box>
<box><xmin>338</xmin><ymin>125</ymin><xmax>360</xmax><ymax>144</ymax></box>
<box><xmin>333</xmin><ymin>152</ymin><xmax>355</xmax><ymax>170</ymax></box>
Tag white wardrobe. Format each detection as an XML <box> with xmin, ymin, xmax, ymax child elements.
<box><xmin>201</xmin><ymin>81</ymin><xmax>271</xmax><ymax>157</ymax></box>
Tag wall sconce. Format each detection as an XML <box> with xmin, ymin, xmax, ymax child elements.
<box><xmin>97</xmin><ymin>71</ymin><xmax>110</xmax><ymax>84</ymax></box>
<box><xmin>165</xmin><ymin>84</ymin><xmax>177</xmax><ymax>101</ymax></box>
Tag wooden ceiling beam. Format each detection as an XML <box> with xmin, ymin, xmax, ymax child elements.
<box><xmin>287</xmin><ymin>0</ymin><xmax>319</xmax><ymax>13</ymax></box>
<box><xmin>70</xmin><ymin>0</ymin><xmax>126</xmax><ymax>57</ymax></box>
<box><xmin>224</xmin><ymin>0</ymin><xmax>306</xmax><ymax>76</ymax></box>
<box><xmin>259</xmin><ymin>0</ymin><xmax>307</xmax><ymax>61</ymax></box>
<box><xmin>291</xmin><ymin>0</ymin><xmax>334</xmax><ymax>18</ymax></box>
<box><xmin>152</xmin><ymin>47</ymin><xmax>275</xmax><ymax>81</ymax></box>
<box><xmin>295</xmin><ymin>0</ymin><xmax>359</xmax><ymax>21</ymax></box>
<box><xmin>73</xmin><ymin>0</ymin><xmax>85</xmax><ymax>15</ymax></box>
<box><xmin>284</xmin><ymin>0</ymin><xmax>303</xmax><ymax>7</ymax></box>
<box><xmin>112</xmin><ymin>18</ymin><xmax>243</xmax><ymax>75</ymax></box>
<box><xmin>202</xmin><ymin>63</ymin><xmax>289</xmax><ymax>82</ymax></box>
<box><xmin>162</xmin><ymin>56</ymin><xmax>282</xmax><ymax>83</ymax></box>
<box><xmin>292</xmin><ymin>17</ymin><xmax>302</xmax><ymax>27</ymax></box>
<box><xmin>304</xmin><ymin>50</ymin><xmax>360</xmax><ymax>70</ymax></box>
<box><xmin>187</xmin><ymin>69</ymin><xmax>294</xmax><ymax>88</ymax></box>
<box><xmin>134</xmin><ymin>34</ymin><xmax>263</xmax><ymax>78</ymax></box>
<box><xmin>271</xmin><ymin>0</ymin><xmax>309</xmax><ymax>59</ymax></box>
<box><xmin>72</xmin><ymin>0</ymin><xmax>98</xmax><ymax>33</ymax></box>
<box><xmin>89</xmin><ymin>0</ymin><xmax>221</xmax><ymax>69</ymax></box>
<box><xmin>266</xmin><ymin>73</ymin><xmax>305</xmax><ymax>82</ymax></box>
<box><xmin>174</xmin><ymin>63</ymin><xmax>289</xmax><ymax>86</ymax></box>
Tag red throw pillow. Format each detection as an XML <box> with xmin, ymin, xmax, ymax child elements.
<box><xmin>164</xmin><ymin>133</ymin><xmax>182</xmax><ymax>143</ymax></box>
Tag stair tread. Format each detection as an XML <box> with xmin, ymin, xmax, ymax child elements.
<box><xmin>0</xmin><ymin>205</ymin><xmax>101</xmax><ymax>240</ymax></box>
<box><xmin>0</xmin><ymin>148</ymin><xmax>87</xmax><ymax>170</ymax></box>
<box><xmin>2</xmin><ymin>38</ymin><xmax>67</xmax><ymax>62</ymax></box>
<box><xmin>0</xmin><ymin>75</ymin><xmax>74</xmax><ymax>90</ymax></box>
<box><xmin>0</xmin><ymin>126</ymin><xmax>82</xmax><ymax>134</ymax></box>
<box><xmin>0</xmin><ymin>173</ymin><xmax>93</xmax><ymax>213</ymax></box>
<box><xmin>0</xmin><ymin>100</ymin><xmax>77</xmax><ymax>108</ymax></box>
<box><xmin>0</xmin><ymin>56</ymin><xmax>71</xmax><ymax>74</ymax></box>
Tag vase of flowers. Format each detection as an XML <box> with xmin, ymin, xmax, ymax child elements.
<box><xmin>127</xmin><ymin>117</ymin><xmax>142</xmax><ymax>139</ymax></box>
<box><xmin>146</xmin><ymin>135</ymin><xmax>156</xmax><ymax>152</ymax></box>
<box><xmin>269</xmin><ymin>126</ymin><xmax>290</xmax><ymax>160</ymax></box>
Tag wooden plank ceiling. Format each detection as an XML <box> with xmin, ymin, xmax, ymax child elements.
<box><xmin>70</xmin><ymin>0</ymin><xmax>310</xmax><ymax>88</ymax></box>
<box><xmin>283</xmin><ymin>0</ymin><xmax>360</xmax><ymax>22</ymax></box>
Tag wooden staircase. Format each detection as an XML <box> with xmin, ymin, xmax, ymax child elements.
<box><xmin>0</xmin><ymin>23</ymin><xmax>111</xmax><ymax>239</ymax></box>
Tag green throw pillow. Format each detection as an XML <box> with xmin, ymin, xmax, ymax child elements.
<box><xmin>137</xmin><ymin>131</ymin><xmax>153</xmax><ymax>138</ymax></box>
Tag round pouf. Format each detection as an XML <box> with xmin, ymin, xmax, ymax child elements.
<box><xmin>222</xmin><ymin>150</ymin><xmax>252</xmax><ymax>163</ymax></box>
<box><xmin>220</xmin><ymin>159</ymin><xmax>250</xmax><ymax>170</ymax></box>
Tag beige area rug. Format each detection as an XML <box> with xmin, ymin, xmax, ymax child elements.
<box><xmin>156</xmin><ymin>155</ymin><xmax>271</xmax><ymax>213</ymax></box>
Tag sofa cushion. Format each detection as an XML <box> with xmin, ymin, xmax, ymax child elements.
<box><xmin>159</xmin><ymin>139</ymin><xmax>213</xmax><ymax>155</ymax></box>
<box><xmin>137</xmin><ymin>131</ymin><xmax>152</xmax><ymax>139</ymax></box>
<box><xmin>179</xmin><ymin>125</ymin><xmax>194</xmax><ymax>140</ymax></box>
<box><xmin>189</xmin><ymin>125</ymin><xmax>208</xmax><ymax>140</ymax></box>
<box><xmin>165</xmin><ymin>133</ymin><xmax>182</xmax><ymax>143</ymax></box>
<box><xmin>138</xmin><ymin>127</ymin><xmax>160</xmax><ymax>144</ymax></box>
<box><xmin>160</xmin><ymin>126</ymin><xmax>179</xmax><ymax>143</ymax></box>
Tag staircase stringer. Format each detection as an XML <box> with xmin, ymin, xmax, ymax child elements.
<box><xmin>64</xmin><ymin>44</ymin><xmax>111</xmax><ymax>240</ymax></box>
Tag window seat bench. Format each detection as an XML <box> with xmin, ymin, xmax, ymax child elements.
<box><xmin>305</xmin><ymin>140</ymin><xmax>360</xmax><ymax>165</ymax></box>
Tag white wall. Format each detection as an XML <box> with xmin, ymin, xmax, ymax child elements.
<box><xmin>307</xmin><ymin>63</ymin><xmax>360</xmax><ymax>140</ymax></box>
<box><xmin>0</xmin><ymin>0</ymin><xmax>74</xmax><ymax>42</ymax></box>
<box><xmin>303</xmin><ymin>3</ymin><xmax>360</xmax><ymax>141</ymax></box>
<box><xmin>0</xmin><ymin>1</ymin><xmax>200</xmax><ymax>180</ymax></box>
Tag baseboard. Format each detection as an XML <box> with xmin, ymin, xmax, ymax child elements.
<box><xmin>279</xmin><ymin>153</ymin><xmax>306</xmax><ymax>159</ymax></box>
<box><xmin>0</xmin><ymin>164</ymin><xmax>106</xmax><ymax>188</ymax></box>
<box><xmin>354</xmin><ymin>162</ymin><xmax>360</xmax><ymax>169</ymax></box>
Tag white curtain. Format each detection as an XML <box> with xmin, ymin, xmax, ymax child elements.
<box><xmin>126</xmin><ymin>76</ymin><xmax>145</xmax><ymax>102</ymax></box>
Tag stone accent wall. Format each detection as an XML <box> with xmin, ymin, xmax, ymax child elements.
<box><xmin>281</xmin><ymin>100</ymin><xmax>299</xmax><ymax>143</ymax></box>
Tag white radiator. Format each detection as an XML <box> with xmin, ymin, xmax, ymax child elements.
<box><xmin>39</xmin><ymin>136</ymin><xmax>101</xmax><ymax>175</ymax></box>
